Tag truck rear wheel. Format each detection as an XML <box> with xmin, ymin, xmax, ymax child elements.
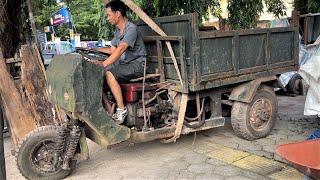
<box><xmin>286</xmin><ymin>74</ymin><xmax>303</xmax><ymax>95</ymax></box>
<box><xmin>231</xmin><ymin>85</ymin><xmax>278</xmax><ymax>140</ymax></box>
<box><xmin>16</xmin><ymin>126</ymin><xmax>76</xmax><ymax>180</ymax></box>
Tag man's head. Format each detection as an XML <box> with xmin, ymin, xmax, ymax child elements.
<box><xmin>105</xmin><ymin>0</ymin><xmax>128</xmax><ymax>25</ymax></box>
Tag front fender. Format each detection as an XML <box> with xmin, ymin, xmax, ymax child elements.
<box><xmin>47</xmin><ymin>54</ymin><xmax>130</xmax><ymax>147</ymax></box>
<box><xmin>229</xmin><ymin>76</ymin><xmax>278</xmax><ymax>103</ymax></box>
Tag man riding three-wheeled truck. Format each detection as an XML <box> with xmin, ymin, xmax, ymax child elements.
<box><xmin>15</xmin><ymin>1</ymin><xmax>299</xmax><ymax>179</ymax></box>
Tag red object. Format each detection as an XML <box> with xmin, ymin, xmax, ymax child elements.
<box><xmin>121</xmin><ymin>83</ymin><xmax>157</xmax><ymax>103</ymax></box>
<box><xmin>276</xmin><ymin>139</ymin><xmax>320</xmax><ymax>179</ymax></box>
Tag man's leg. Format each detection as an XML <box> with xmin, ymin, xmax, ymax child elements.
<box><xmin>105</xmin><ymin>71</ymin><xmax>127</xmax><ymax>124</ymax></box>
<box><xmin>105</xmin><ymin>71</ymin><xmax>125</xmax><ymax>109</ymax></box>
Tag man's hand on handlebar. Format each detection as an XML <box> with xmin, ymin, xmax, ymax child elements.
<box><xmin>89</xmin><ymin>60</ymin><xmax>104</xmax><ymax>67</ymax></box>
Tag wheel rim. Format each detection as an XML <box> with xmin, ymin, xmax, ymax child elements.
<box><xmin>31</xmin><ymin>140</ymin><xmax>59</xmax><ymax>173</ymax></box>
<box><xmin>249</xmin><ymin>97</ymin><xmax>273</xmax><ymax>131</ymax></box>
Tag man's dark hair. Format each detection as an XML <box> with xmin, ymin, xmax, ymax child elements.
<box><xmin>105</xmin><ymin>0</ymin><xmax>128</xmax><ymax>17</ymax></box>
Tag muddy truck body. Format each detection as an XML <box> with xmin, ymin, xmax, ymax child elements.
<box><xmin>16</xmin><ymin>13</ymin><xmax>299</xmax><ymax>179</ymax></box>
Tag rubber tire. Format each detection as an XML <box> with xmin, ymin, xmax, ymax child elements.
<box><xmin>286</xmin><ymin>74</ymin><xmax>303</xmax><ymax>95</ymax></box>
<box><xmin>231</xmin><ymin>85</ymin><xmax>278</xmax><ymax>141</ymax></box>
<box><xmin>16</xmin><ymin>125</ymin><xmax>76</xmax><ymax>180</ymax></box>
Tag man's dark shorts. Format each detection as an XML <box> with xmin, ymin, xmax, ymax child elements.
<box><xmin>105</xmin><ymin>60</ymin><xmax>144</xmax><ymax>83</ymax></box>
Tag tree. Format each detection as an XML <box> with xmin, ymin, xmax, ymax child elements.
<box><xmin>0</xmin><ymin>0</ymin><xmax>57</xmax><ymax>147</ymax></box>
<box><xmin>0</xmin><ymin>0</ymin><xmax>31</xmax><ymax>58</ymax></box>
<box><xmin>227</xmin><ymin>0</ymin><xmax>286</xmax><ymax>29</ymax></box>
<box><xmin>134</xmin><ymin>0</ymin><xmax>285</xmax><ymax>30</ymax></box>
<box><xmin>31</xmin><ymin>0</ymin><xmax>287</xmax><ymax>40</ymax></box>
<box><xmin>97</xmin><ymin>2</ymin><xmax>114</xmax><ymax>39</ymax></box>
<box><xmin>32</xmin><ymin>0</ymin><xmax>103</xmax><ymax>40</ymax></box>
<box><xmin>294</xmin><ymin>0</ymin><xmax>320</xmax><ymax>14</ymax></box>
<box><xmin>31</xmin><ymin>0</ymin><xmax>222</xmax><ymax>40</ymax></box>
<box><xmin>67</xmin><ymin>0</ymin><xmax>102</xmax><ymax>39</ymax></box>
<box><xmin>134</xmin><ymin>0</ymin><xmax>221</xmax><ymax>20</ymax></box>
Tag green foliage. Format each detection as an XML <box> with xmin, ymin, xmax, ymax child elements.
<box><xmin>32</xmin><ymin>0</ymin><xmax>287</xmax><ymax>40</ymax></box>
<box><xmin>31</xmin><ymin>0</ymin><xmax>59</xmax><ymax>29</ymax></box>
<box><xmin>133</xmin><ymin>0</ymin><xmax>221</xmax><ymax>20</ymax></box>
<box><xmin>308</xmin><ymin>0</ymin><xmax>320</xmax><ymax>12</ymax></box>
<box><xmin>32</xmin><ymin>0</ymin><xmax>105</xmax><ymax>40</ymax></box>
<box><xmin>227</xmin><ymin>0</ymin><xmax>286</xmax><ymax>30</ymax></box>
<box><xmin>293</xmin><ymin>0</ymin><xmax>308</xmax><ymax>14</ymax></box>
<box><xmin>69</xmin><ymin>0</ymin><xmax>101</xmax><ymax>39</ymax></box>
<box><xmin>96</xmin><ymin>3</ymin><xmax>114</xmax><ymax>39</ymax></box>
<box><xmin>227</xmin><ymin>0</ymin><xmax>263</xmax><ymax>30</ymax></box>
<box><xmin>137</xmin><ymin>0</ymin><xmax>284</xmax><ymax>30</ymax></box>
<box><xmin>265</xmin><ymin>0</ymin><xmax>286</xmax><ymax>17</ymax></box>
<box><xmin>294</xmin><ymin>0</ymin><xmax>320</xmax><ymax>14</ymax></box>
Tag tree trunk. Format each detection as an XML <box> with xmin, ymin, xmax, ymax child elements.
<box><xmin>0</xmin><ymin>0</ymin><xmax>58</xmax><ymax>147</ymax></box>
<box><xmin>26</xmin><ymin>0</ymin><xmax>40</xmax><ymax>50</ymax></box>
<box><xmin>0</xmin><ymin>0</ymin><xmax>30</xmax><ymax>58</ymax></box>
<box><xmin>20</xmin><ymin>44</ymin><xmax>54</xmax><ymax>127</ymax></box>
<box><xmin>0</xmin><ymin>55</ymin><xmax>37</xmax><ymax>146</ymax></box>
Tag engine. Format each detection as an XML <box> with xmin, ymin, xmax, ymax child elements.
<box><xmin>104</xmin><ymin>82</ymin><xmax>174</xmax><ymax>130</ymax></box>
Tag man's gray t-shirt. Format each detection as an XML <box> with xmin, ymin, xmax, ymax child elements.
<box><xmin>111</xmin><ymin>21</ymin><xmax>146</xmax><ymax>64</ymax></box>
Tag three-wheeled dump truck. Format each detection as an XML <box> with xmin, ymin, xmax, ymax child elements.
<box><xmin>15</xmin><ymin>13</ymin><xmax>299</xmax><ymax>179</ymax></box>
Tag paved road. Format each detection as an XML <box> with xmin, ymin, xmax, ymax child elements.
<box><xmin>4</xmin><ymin>96</ymin><xmax>317</xmax><ymax>179</ymax></box>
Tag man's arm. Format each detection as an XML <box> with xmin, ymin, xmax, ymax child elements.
<box><xmin>94</xmin><ymin>46</ymin><xmax>116</xmax><ymax>54</ymax></box>
<box><xmin>101</xmin><ymin>24</ymin><xmax>138</xmax><ymax>67</ymax></box>
<box><xmin>102</xmin><ymin>42</ymin><xmax>129</xmax><ymax>67</ymax></box>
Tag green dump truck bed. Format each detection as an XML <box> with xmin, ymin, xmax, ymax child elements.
<box><xmin>137</xmin><ymin>13</ymin><xmax>299</xmax><ymax>93</ymax></box>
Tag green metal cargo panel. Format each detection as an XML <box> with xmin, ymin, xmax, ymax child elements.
<box><xmin>137</xmin><ymin>13</ymin><xmax>299</xmax><ymax>93</ymax></box>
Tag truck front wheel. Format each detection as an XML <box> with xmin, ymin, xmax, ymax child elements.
<box><xmin>16</xmin><ymin>126</ymin><xmax>76</xmax><ymax>180</ymax></box>
<box><xmin>231</xmin><ymin>85</ymin><xmax>278</xmax><ymax>140</ymax></box>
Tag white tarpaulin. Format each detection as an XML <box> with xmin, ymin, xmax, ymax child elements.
<box><xmin>299</xmin><ymin>46</ymin><xmax>320</xmax><ymax>115</ymax></box>
<box><xmin>270</xmin><ymin>19</ymin><xmax>320</xmax><ymax>115</ymax></box>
